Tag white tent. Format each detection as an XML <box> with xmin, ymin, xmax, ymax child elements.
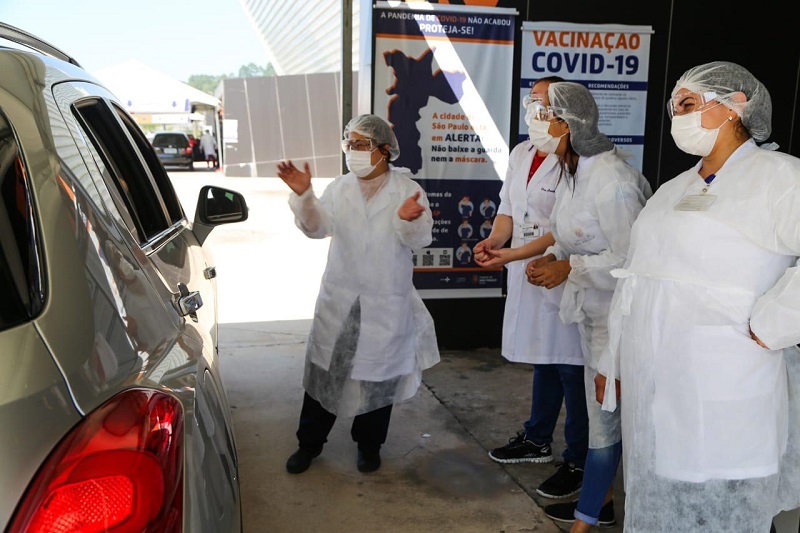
<box><xmin>93</xmin><ymin>59</ymin><xmax>219</xmax><ymax>114</ymax></box>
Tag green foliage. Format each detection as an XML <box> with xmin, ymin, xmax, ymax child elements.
<box><xmin>186</xmin><ymin>62</ymin><xmax>275</xmax><ymax>95</ymax></box>
<box><xmin>238</xmin><ymin>62</ymin><xmax>276</xmax><ymax>78</ymax></box>
<box><xmin>186</xmin><ymin>74</ymin><xmax>227</xmax><ymax>95</ymax></box>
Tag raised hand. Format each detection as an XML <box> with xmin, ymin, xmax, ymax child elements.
<box><xmin>398</xmin><ymin>191</ymin><xmax>425</xmax><ymax>221</ymax></box>
<box><xmin>276</xmin><ymin>160</ymin><xmax>312</xmax><ymax>196</ymax></box>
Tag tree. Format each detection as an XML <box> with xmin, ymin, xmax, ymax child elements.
<box><xmin>186</xmin><ymin>63</ymin><xmax>276</xmax><ymax>95</ymax></box>
<box><xmin>237</xmin><ymin>62</ymin><xmax>276</xmax><ymax>78</ymax></box>
<box><xmin>187</xmin><ymin>74</ymin><xmax>227</xmax><ymax>95</ymax></box>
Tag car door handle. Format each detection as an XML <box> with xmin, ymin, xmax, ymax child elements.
<box><xmin>175</xmin><ymin>282</ymin><xmax>203</xmax><ymax>320</ymax></box>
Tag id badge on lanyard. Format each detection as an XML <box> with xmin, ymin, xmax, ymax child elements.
<box><xmin>675</xmin><ymin>176</ymin><xmax>717</xmax><ymax>211</ymax></box>
<box><xmin>521</xmin><ymin>213</ymin><xmax>542</xmax><ymax>243</ymax></box>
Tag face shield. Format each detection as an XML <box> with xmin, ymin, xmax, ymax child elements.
<box><xmin>340</xmin><ymin>138</ymin><xmax>377</xmax><ymax>152</ymax></box>
<box><xmin>666</xmin><ymin>91</ymin><xmax>719</xmax><ymax>119</ymax></box>
<box><xmin>524</xmin><ymin>101</ymin><xmax>566</xmax><ymax>122</ymax></box>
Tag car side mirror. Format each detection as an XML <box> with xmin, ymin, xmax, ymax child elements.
<box><xmin>192</xmin><ymin>185</ymin><xmax>248</xmax><ymax>245</ymax></box>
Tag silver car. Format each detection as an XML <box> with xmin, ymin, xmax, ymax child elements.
<box><xmin>0</xmin><ymin>23</ymin><xmax>245</xmax><ymax>532</ymax></box>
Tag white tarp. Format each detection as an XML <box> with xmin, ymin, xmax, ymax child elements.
<box><xmin>93</xmin><ymin>59</ymin><xmax>219</xmax><ymax>114</ymax></box>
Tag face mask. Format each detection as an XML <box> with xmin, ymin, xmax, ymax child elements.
<box><xmin>346</xmin><ymin>148</ymin><xmax>378</xmax><ymax>178</ymax></box>
<box><xmin>527</xmin><ymin>119</ymin><xmax>565</xmax><ymax>153</ymax></box>
<box><xmin>670</xmin><ymin>105</ymin><xmax>728</xmax><ymax>157</ymax></box>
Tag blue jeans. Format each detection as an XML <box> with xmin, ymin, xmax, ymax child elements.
<box><xmin>523</xmin><ymin>363</ymin><xmax>589</xmax><ymax>468</ymax></box>
<box><xmin>575</xmin><ymin>440</ymin><xmax>622</xmax><ymax>525</ymax></box>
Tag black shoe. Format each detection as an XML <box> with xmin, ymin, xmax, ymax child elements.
<box><xmin>544</xmin><ymin>499</ymin><xmax>615</xmax><ymax>528</ymax></box>
<box><xmin>286</xmin><ymin>447</ymin><xmax>322</xmax><ymax>474</ymax></box>
<box><xmin>536</xmin><ymin>461</ymin><xmax>583</xmax><ymax>498</ymax></box>
<box><xmin>488</xmin><ymin>431</ymin><xmax>553</xmax><ymax>464</ymax></box>
<box><xmin>357</xmin><ymin>448</ymin><xmax>381</xmax><ymax>473</ymax></box>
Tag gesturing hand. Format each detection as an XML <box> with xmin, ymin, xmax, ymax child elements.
<box><xmin>276</xmin><ymin>160</ymin><xmax>312</xmax><ymax>196</ymax></box>
<box><xmin>398</xmin><ymin>191</ymin><xmax>425</xmax><ymax>221</ymax></box>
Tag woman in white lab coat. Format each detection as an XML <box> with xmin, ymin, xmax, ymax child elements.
<box><xmin>597</xmin><ymin>61</ymin><xmax>800</xmax><ymax>532</ymax></box>
<box><xmin>474</xmin><ymin>76</ymin><xmax>588</xmax><ymax>503</ymax></box>
<box><xmin>277</xmin><ymin>114</ymin><xmax>439</xmax><ymax>475</ymax></box>
<box><xmin>513</xmin><ymin>82</ymin><xmax>651</xmax><ymax>531</ymax></box>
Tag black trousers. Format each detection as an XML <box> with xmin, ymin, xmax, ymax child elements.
<box><xmin>296</xmin><ymin>392</ymin><xmax>393</xmax><ymax>452</ymax></box>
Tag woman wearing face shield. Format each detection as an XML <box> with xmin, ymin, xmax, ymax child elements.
<box><xmin>474</xmin><ymin>76</ymin><xmax>589</xmax><ymax>504</ymax></box>
<box><xmin>483</xmin><ymin>81</ymin><xmax>652</xmax><ymax>530</ymax></box>
<box><xmin>276</xmin><ymin>113</ymin><xmax>440</xmax><ymax>475</ymax></box>
<box><xmin>595</xmin><ymin>61</ymin><xmax>800</xmax><ymax>532</ymax></box>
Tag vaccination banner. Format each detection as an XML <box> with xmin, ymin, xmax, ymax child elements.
<box><xmin>520</xmin><ymin>21</ymin><xmax>653</xmax><ymax>171</ymax></box>
<box><xmin>373</xmin><ymin>1</ymin><xmax>518</xmax><ymax>298</ymax></box>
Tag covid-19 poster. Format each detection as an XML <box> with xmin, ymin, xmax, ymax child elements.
<box><xmin>372</xmin><ymin>1</ymin><xmax>518</xmax><ymax>299</ymax></box>
<box><xmin>520</xmin><ymin>21</ymin><xmax>654</xmax><ymax>171</ymax></box>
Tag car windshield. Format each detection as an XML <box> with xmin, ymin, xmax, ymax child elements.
<box><xmin>152</xmin><ymin>134</ymin><xmax>188</xmax><ymax>148</ymax></box>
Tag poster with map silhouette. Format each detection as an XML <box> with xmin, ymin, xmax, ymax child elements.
<box><xmin>373</xmin><ymin>1</ymin><xmax>517</xmax><ymax>298</ymax></box>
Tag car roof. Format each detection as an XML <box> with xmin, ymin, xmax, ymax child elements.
<box><xmin>0</xmin><ymin>29</ymin><xmax>105</xmax><ymax>103</ymax></box>
<box><xmin>0</xmin><ymin>21</ymin><xmax>82</xmax><ymax>68</ymax></box>
<box><xmin>154</xmin><ymin>131</ymin><xmax>190</xmax><ymax>137</ymax></box>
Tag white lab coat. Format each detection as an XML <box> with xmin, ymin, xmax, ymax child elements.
<box><xmin>498</xmin><ymin>141</ymin><xmax>583</xmax><ymax>365</ymax></box>
<box><xmin>546</xmin><ymin>148</ymin><xmax>651</xmax><ymax>372</ymax></box>
<box><xmin>601</xmin><ymin>140</ymin><xmax>800</xmax><ymax>531</ymax></box>
<box><xmin>288</xmin><ymin>168</ymin><xmax>440</xmax><ymax>415</ymax></box>
<box><xmin>199</xmin><ymin>133</ymin><xmax>216</xmax><ymax>156</ymax></box>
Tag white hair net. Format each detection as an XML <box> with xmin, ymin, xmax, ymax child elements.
<box><xmin>672</xmin><ymin>61</ymin><xmax>772</xmax><ymax>142</ymax></box>
<box><xmin>343</xmin><ymin>114</ymin><xmax>401</xmax><ymax>161</ymax></box>
<box><xmin>548</xmin><ymin>82</ymin><xmax>614</xmax><ymax>157</ymax></box>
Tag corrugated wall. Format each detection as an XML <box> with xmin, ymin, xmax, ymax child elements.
<box><xmin>240</xmin><ymin>0</ymin><xmax>360</xmax><ymax>75</ymax></box>
<box><xmin>220</xmin><ymin>72</ymin><xmax>358</xmax><ymax>178</ymax></box>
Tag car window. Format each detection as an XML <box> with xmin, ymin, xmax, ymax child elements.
<box><xmin>113</xmin><ymin>107</ymin><xmax>184</xmax><ymax>225</ymax></box>
<box><xmin>153</xmin><ymin>133</ymin><xmax>189</xmax><ymax>149</ymax></box>
<box><xmin>0</xmin><ymin>109</ymin><xmax>45</xmax><ymax>330</ymax></box>
<box><xmin>71</xmin><ymin>98</ymin><xmax>183</xmax><ymax>245</ymax></box>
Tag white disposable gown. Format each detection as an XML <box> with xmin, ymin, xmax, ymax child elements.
<box><xmin>601</xmin><ymin>140</ymin><xmax>800</xmax><ymax>532</ymax></box>
<box><xmin>288</xmin><ymin>168</ymin><xmax>440</xmax><ymax>417</ymax></box>
<box><xmin>545</xmin><ymin>148</ymin><xmax>651</xmax><ymax>373</ymax></box>
<box><xmin>498</xmin><ymin>141</ymin><xmax>583</xmax><ymax>365</ymax></box>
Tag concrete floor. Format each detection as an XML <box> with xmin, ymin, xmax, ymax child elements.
<box><xmin>219</xmin><ymin>319</ymin><xmax>592</xmax><ymax>533</ymax></box>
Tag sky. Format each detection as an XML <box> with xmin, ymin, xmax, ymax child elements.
<box><xmin>0</xmin><ymin>0</ymin><xmax>270</xmax><ymax>82</ymax></box>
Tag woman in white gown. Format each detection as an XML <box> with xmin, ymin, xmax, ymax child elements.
<box><xmin>598</xmin><ymin>61</ymin><xmax>800</xmax><ymax>532</ymax></box>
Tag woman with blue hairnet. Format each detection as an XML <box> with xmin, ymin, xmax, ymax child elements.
<box><xmin>482</xmin><ymin>81</ymin><xmax>651</xmax><ymax>530</ymax></box>
<box><xmin>276</xmin><ymin>113</ymin><xmax>439</xmax><ymax>475</ymax></box>
<box><xmin>596</xmin><ymin>61</ymin><xmax>800</xmax><ymax>532</ymax></box>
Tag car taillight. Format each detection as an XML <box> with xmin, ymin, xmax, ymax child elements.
<box><xmin>185</xmin><ymin>147</ymin><xmax>192</xmax><ymax>155</ymax></box>
<box><xmin>8</xmin><ymin>389</ymin><xmax>184</xmax><ymax>533</ymax></box>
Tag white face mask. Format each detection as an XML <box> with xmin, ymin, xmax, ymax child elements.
<box><xmin>346</xmin><ymin>149</ymin><xmax>379</xmax><ymax>178</ymax></box>
<box><xmin>527</xmin><ymin>119</ymin><xmax>565</xmax><ymax>153</ymax></box>
<box><xmin>670</xmin><ymin>105</ymin><xmax>729</xmax><ymax>157</ymax></box>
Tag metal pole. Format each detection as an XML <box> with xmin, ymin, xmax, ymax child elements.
<box><xmin>341</xmin><ymin>0</ymin><xmax>353</xmax><ymax>174</ymax></box>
